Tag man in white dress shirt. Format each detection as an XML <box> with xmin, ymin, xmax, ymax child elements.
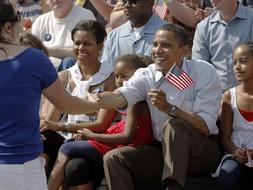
<box><xmin>93</xmin><ymin>23</ymin><xmax>222</xmax><ymax>190</ymax></box>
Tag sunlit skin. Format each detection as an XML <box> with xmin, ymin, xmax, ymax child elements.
<box><xmin>73</xmin><ymin>30</ymin><xmax>103</xmax><ymax>72</ymax></box>
<box><xmin>114</xmin><ymin>61</ymin><xmax>136</xmax><ymax>88</ymax></box>
<box><xmin>233</xmin><ymin>45</ymin><xmax>253</xmax><ymax>83</ymax></box>
<box><xmin>152</xmin><ymin>30</ymin><xmax>188</xmax><ymax>75</ymax></box>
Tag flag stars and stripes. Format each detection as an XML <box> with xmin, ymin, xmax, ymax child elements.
<box><xmin>165</xmin><ymin>64</ymin><xmax>194</xmax><ymax>91</ymax></box>
<box><xmin>154</xmin><ymin>0</ymin><xmax>168</xmax><ymax>19</ymax></box>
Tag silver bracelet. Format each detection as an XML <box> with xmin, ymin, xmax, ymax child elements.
<box><xmin>64</xmin><ymin>122</ymin><xmax>71</xmax><ymax>132</ymax></box>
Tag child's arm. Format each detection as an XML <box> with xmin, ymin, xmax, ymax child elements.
<box><xmin>40</xmin><ymin>108</ymin><xmax>117</xmax><ymax>133</ymax></box>
<box><xmin>77</xmin><ymin>101</ymin><xmax>144</xmax><ymax>144</ymax></box>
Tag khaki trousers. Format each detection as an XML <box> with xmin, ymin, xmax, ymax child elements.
<box><xmin>103</xmin><ymin>118</ymin><xmax>221</xmax><ymax>190</ymax></box>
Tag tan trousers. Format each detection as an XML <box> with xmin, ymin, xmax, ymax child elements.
<box><xmin>103</xmin><ymin>118</ymin><xmax>221</xmax><ymax>190</ymax></box>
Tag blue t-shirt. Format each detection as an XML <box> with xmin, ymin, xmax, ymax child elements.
<box><xmin>0</xmin><ymin>48</ymin><xmax>58</xmax><ymax>164</ymax></box>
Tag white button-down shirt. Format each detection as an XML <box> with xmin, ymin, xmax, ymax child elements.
<box><xmin>118</xmin><ymin>59</ymin><xmax>222</xmax><ymax>141</ymax></box>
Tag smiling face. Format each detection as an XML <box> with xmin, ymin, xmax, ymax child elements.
<box><xmin>152</xmin><ymin>29</ymin><xmax>187</xmax><ymax>74</ymax></box>
<box><xmin>73</xmin><ymin>30</ymin><xmax>103</xmax><ymax>65</ymax></box>
<box><xmin>233</xmin><ymin>44</ymin><xmax>253</xmax><ymax>82</ymax></box>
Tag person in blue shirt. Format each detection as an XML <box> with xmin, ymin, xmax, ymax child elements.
<box><xmin>0</xmin><ymin>1</ymin><xmax>99</xmax><ymax>190</ymax></box>
<box><xmin>99</xmin><ymin>0</ymin><xmax>167</xmax><ymax>74</ymax></box>
<box><xmin>192</xmin><ymin>0</ymin><xmax>253</xmax><ymax>92</ymax></box>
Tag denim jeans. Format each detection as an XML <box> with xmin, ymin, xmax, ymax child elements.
<box><xmin>57</xmin><ymin>57</ymin><xmax>76</xmax><ymax>72</ymax></box>
<box><xmin>217</xmin><ymin>157</ymin><xmax>241</xmax><ymax>190</ymax></box>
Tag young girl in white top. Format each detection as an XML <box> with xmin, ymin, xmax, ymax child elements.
<box><xmin>217</xmin><ymin>42</ymin><xmax>253</xmax><ymax>189</ymax></box>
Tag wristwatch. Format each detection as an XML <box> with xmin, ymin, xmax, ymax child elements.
<box><xmin>169</xmin><ymin>105</ymin><xmax>178</xmax><ymax>117</ymax></box>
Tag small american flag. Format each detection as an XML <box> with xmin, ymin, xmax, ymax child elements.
<box><xmin>166</xmin><ymin>64</ymin><xmax>194</xmax><ymax>91</ymax></box>
<box><xmin>154</xmin><ymin>0</ymin><xmax>168</xmax><ymax>19</ymax></box>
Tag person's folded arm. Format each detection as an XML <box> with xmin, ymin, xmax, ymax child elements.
<box><xmin>47</xmin><ymin>47</ymin><xmax>75</xmax><ymax>59</ymax></box>
<box><xmin>167</xmin><ymin>0</ymin><xmax>199</xmax><ymax>28</ymax></box>
<box><xmin>78</xmin><ymin>102</ymin><xmax>141</xmax><ymax>144</ymax></box>
<box><xmin>174</xmin><ymin>107</ymin><xmax>210</xmax><ymax>135</ymax></box>
<box><xmin>109</xmin><ymin>1</ymin><xmax>127</xmax><ymax>29</ymax></box>
<box><xmin>148</xmin><ymin>89</ymin><xmax>210</xmax><ymax>135</ymax></box>
<box><xmin>89</xmin><ymin>0</ymin><xmax>115</xmax><ymax>21</ymax></box>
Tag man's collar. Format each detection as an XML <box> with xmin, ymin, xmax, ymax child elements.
<box><xmin>119</xmin><ymin>14</ymin><xmax>159</xmax><ymax>37</ymax></box>
<box><xmin>210</xmin><ymin>3</ymin><xmax>247</xmax><ymax>23</ymax></box>
<box><xmin>155</xmin><ymin>68</ymin><xmax>164</xmax><ymax>85</ymax></box>
<box><xmin>154</xmin><ymin>59</ymin><xmax>187</xmax><ymax>85</ymax></box>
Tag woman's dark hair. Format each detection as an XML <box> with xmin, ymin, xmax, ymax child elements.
<box><xmin>0</xmin><ymin>0</ymin><xmax>20</xmax><ymax>55</ymax></box>
<box><xmin>158</xmin><ymin>23</ymin><xmax>189</xmax><ymax>47</ymax></box>
<box><xmin>71</xmin><ymin>20</ymin><xmax>107</xmax><ymax>44</ymax></box>
<box><xmin>115</xmin><ymin>54</ymin><xmax>147</xmax><ymax>70</ymax></box>
<box><xmin>0</xmin><ymin>0</ymin><xmax>20</xmax><ymax>30</ymax></box>
<box><xmin>19</xmin><ymin>32</ymin><xmax>49</xmax><ymax>56</ymax></box>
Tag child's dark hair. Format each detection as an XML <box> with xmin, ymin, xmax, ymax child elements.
<box><xmin>235</xmin><ymin>42</ymin><xmax>253</xmax><ymax>56</ymax></box>
<box><xmin>19</xmin><ymin>33</ymin><xmax>49</xmax><ymax>56</ymax></box>
<box><xmin>115</xmin><ymin>54</ymin><xmax>147</xmax><ymax>70</ymax></box>
<box><xmin>158</xmin><ymin>23</ymin><xmax>189</xmax><ymax>47</ymax></box>
<box><xmin>71</xmin><ymin>20</ymin><xmax>107</xmax><ymax>44</ymax></box>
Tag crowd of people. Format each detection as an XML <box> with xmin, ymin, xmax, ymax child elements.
<box><xmin>0</xmin><ymin>0</ymin><xmax>253</xmax><ymax>190</ymax></box>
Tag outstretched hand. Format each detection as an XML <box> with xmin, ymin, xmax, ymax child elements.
<box><xmin>40</xmin><ymin>120</ymin><xmax>61</xmax><ymax>132</ymax></box>
<box><xmin>86</xmin><ymin>92</ymin><xmax>100</xmax><ymax>103</ymax></box>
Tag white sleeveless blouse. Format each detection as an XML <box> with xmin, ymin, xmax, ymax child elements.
<box><xmin>230</xmin><ymin>87</ymin><xmax>253</xmax><ymax>149</ymax></box>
